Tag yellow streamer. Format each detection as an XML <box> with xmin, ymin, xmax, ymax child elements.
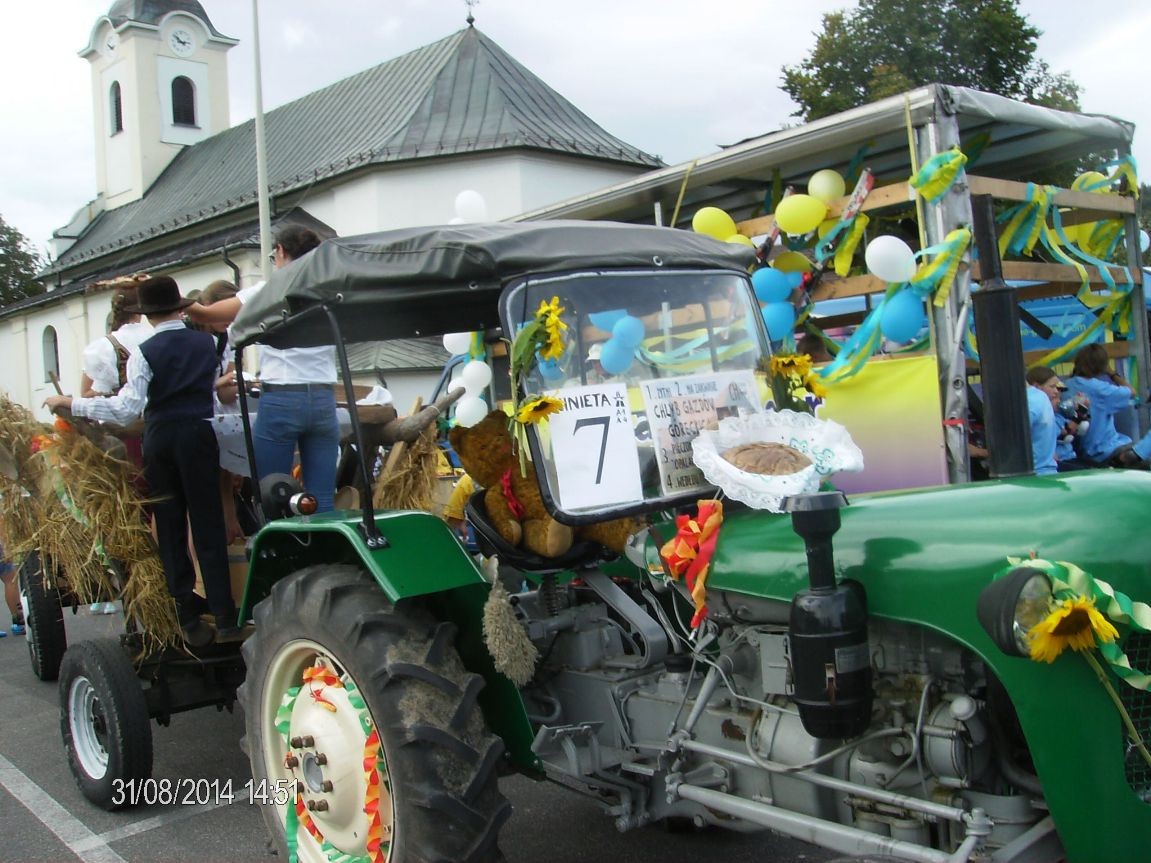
<box><xmin>909</xmin><ymin>146</ymin><xmax>968</xmax><ymax>202</ymax></box>
<box><xmin>834</xmin><ymin>213</ymin><xmax>869</xmax><ymax>277</ymax></box>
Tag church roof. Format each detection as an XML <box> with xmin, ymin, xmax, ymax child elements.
<box><xmin>107</xmin><ymin>1</ymin><xmax>228</xmax><ymax>39</ymax></box>
<box><xmin>48</xmin><ymin>26</ymin><xmax>661</xmax><ymax>279</ymax></box>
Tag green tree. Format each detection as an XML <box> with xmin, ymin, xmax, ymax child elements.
<box><xmin>782</xmin><ymin>0</ymin><xmax>1080</xmax><ymax>121</ymax></box>
<box><xmin>0</xmin><ymin>214</ymin><xmax>45</xmax><ymax>307</ymax></box>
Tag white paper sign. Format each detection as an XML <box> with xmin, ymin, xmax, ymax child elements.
<box><xmin>547</xmin><ymin>383</ymin><xmax>644</xmax><ymax>509</ymax></box>
<box><xmin>640</xmin><ymin>371</ymin><xmax>760</xmax><ymax>495</ymax></box>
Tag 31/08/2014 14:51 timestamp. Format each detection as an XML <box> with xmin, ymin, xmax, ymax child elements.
<box><xmin>111</xmin><ymin>777</ymin><xmax>295</xmax><ymax>807</ymax></box>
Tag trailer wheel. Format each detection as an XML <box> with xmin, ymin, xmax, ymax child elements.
<box><xmin>19</xmin><ymin>551</ymin><xmax>67</xmax><ymax>681</ymax></box>
<box><xmin>59</xmin><ymin>639</ymin><xmax>153</xmax><ymax>810</ymax></box>
<box><xmin>239</xmin><ymin>565</ymin><xmax>509</xmax><ymax>863</ymax></box>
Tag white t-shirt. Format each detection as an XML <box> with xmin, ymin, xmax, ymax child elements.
<box><xmin>81</xmin><ymin>320</ymin><xmax>154</xmax><ymax>394</ymax></box>
<box><xmin>234</xmin><ymin>282</ymin><xmax>336</xmax><ymax>384</ymax></box>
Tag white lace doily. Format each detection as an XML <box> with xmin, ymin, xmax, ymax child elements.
<box><xmin>692</xmin><ymin>410</ymin><xmax>864</xmax><ymax>511</ymax></box>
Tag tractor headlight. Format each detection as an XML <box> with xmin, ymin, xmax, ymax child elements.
<box><xmin>976</xmin><ymin>567</ymin><xmax>1053</xmax><ymax>657</ymax></box>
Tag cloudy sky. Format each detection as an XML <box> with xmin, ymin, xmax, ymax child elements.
<box><xmin>3</xmin><ymin>0</ymin><xmax>1149</xmax><ymax>253</ymax></box>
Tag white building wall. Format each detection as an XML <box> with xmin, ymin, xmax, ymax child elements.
<box><xmin>303</xmin><ymin>152</ymin><xmax>645</xmax><ymax>236</ymax></box>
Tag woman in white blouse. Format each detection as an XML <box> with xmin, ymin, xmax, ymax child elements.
<box><xmin>80</xmin><ymin>282</ymin><xmax>152</xmax><ymax>397</ymax></box>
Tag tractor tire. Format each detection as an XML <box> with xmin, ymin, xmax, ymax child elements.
<box><xmin>59</xmin><ymin>638</ymin><xmax>153</xmax><ymax>810</ymax></box>
<box><xmin>239</xmin><ymin>565</ymin><xmax>509</xmax><ymax>863</ymax></box>
<box><xmin>19</xmin><ymin>550</ymin><xmax>67</xmax><ymax>681</ymax></box>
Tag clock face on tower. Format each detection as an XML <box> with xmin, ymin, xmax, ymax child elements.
<box><xmin>103</xmin><ymin>31</ymin><xmax>119</xmax><ymax>56</ymax></box>
<box><xmin>168</xmin><ymin>28</ymin><xmax>195</xmax><ymax>56</ymax></box>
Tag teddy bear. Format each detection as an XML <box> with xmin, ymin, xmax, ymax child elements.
<box><xmin>449</xmin><ymin>410</ymin><xmax>643</xmax><ymax>559</ymax></box>
<box><xmin>449</xmin><ymin>410</ymin><xmax>574</xmax><ymax>558</ymax></box>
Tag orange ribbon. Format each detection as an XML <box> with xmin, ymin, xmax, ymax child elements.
<box><xmin>660</xmin><ymin>500</ymin><xmax>724</xmax><ymax>628</ymax></box>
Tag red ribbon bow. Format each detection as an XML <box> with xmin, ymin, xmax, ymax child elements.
<box><xmin>660</xmin><ymin>500</ymin><xmax>724</xmax><ymax>628</ymax></box>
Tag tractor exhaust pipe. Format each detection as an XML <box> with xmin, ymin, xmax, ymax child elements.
<box><xmin>970</xmin><ymin>195</ymin><xmax>1032</xmax><ymax>478</ymax></box>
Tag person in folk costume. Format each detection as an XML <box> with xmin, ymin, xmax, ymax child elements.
<box><xmin>46</xmin><ymin>277</ymin><xmax>242</xmax><ymax>647</ymax></box>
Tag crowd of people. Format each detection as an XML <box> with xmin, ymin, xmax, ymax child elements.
<box><xmin>1022</xmin><ymin>342</ymin><xmax>1151</xmax><ymax>475</ymax></box>
<box><xmin>41</xmin><ymin>224</ymin><xmax>332</xmax><ymax>648</ymax></box>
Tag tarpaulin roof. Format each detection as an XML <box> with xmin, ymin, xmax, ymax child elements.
<box><xmin>516</xmin><ymin>84</ymin><xmax>1137</xmax><ymax>226</ymax></box>
<box><xmin>230</xmin><ymin>220</ymin><xmax>754</xmax><ymax>348</ymax></box>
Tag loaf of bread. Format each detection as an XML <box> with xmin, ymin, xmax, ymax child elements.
<box><xmin>721</xmin><ymin>442</ymin><xmax>811</xmax><ymax>475</ymax></box>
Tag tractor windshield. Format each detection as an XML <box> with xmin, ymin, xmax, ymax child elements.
<box><xmin>501</xmin><ymin>268</ymin><xmax>770</xmax><ymax>521</ymax></box>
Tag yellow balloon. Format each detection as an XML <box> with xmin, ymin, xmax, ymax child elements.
<box><xmin>774</xmin><ymin>194</ymin><xmax>828</xmax><ymax>236</ymax></box>
<box><xmin>725</xmin><ymin>233</ymin><xmax>755</xmax><ymax>247</ymax></box>
<box><xmin>808</xmin><ymin>169</ymin><xmax>846</xmax><ymax>203</ymax></box>
<box><xmin>692</xmin><ymin>207</ymin><xmax>737</xmax><ymax>240</ymax></box>
<box><xmin>772</xmin><ymin>251</ymin><xmax>813</xmax><ymax>273</ymax></box>
<box><xmin>1072</xmin><ymin>171</ymin><xmax>1108</xmax><ymax>193</ymax></box>
<box><xmin>817</xmin><ymin>218</ymin><xmax>839</xmax><ymax>239</ymax></box>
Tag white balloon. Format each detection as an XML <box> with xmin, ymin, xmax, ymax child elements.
<box><xmin>460</xmin><ymin>360</ymin><xmax>493</xmax><ymax>393</ymax></box>
<box><xmin>1140</xmin><ymin>230</ymin><xmax>1150</xmax><ymax>253</ymax></box>
<box><xmin>808</xmin><ymin>169</ymin><xmax>846</xmax><ymax>203</ymax></box>
<box><xmin>454</xmin><ymin>189</ymin><xmax>488</xmax><ymax>222</ymax></box>
<box><xmin>454</xmin><ymin>395</ymin><xmax>489</xmax><ymax>428</ymax></box>
<box><xmin>448</xmin><ymin>216</ymin><xmax>464</xmax><ymax>225</ymax></box>
<box><xmin>442</xmin><ymin>332</ymin><xmax>473</xmax><ymax>355</ymax></box>
<box><xmin>864</xmin><ymin>235</ymin><xmax>917</xmax><ymax>284</ymax></box>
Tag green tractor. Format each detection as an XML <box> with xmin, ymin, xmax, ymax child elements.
<box><xmin>67</xmin><ymin>222</ymin><xmax>1151</xmax><ymax>863</ymax></box>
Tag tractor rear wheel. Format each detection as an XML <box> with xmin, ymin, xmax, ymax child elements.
<box><xmin>239</xmin><ymin>565</ymin><xmax>509</xmax><ymax>863</ymax></box>
<box><xmin>19</xmin><ymin>550</ymin><xmax>67</xmax><ymax>681</ymax></box>
<box><xmin>59</xmin><ymin>638</ymin><xmax>153</xmax><ymax>810</ymax></box>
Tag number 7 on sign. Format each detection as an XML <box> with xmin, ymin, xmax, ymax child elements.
<box><xmin>573</xmin><ymin>416</ymin><xmax>610</xmax><ymax>484</ymax></box>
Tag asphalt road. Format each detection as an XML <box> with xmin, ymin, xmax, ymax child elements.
<box><xmin>0</xmin><ymin>609</ymin><xmax>834</xmax><ymax>863</ymax></box>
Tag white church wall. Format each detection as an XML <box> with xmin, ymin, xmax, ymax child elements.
<box><xmin>13</xmin><ymin>300</ymin><xmax>88</xmax><ymax>421</ymax></box>
<box><xmin>303</xmin><ymin>152</ymin><xmax>642</xmax><ymax>236</ymax></box>
<box><xmin>516</xmin><ymin>154</ymin><xmax>648</xmax><ymax>214</ymax></box>
<box><xmin>0</xmin><ymin>317</ymin><xmax>31</xmax><ymax>410</ymax></box>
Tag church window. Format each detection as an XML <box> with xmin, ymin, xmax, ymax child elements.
<box><xmin>42</xmin><ymin>327</ymin><xmax>60</xmax><ymax>384</ymax></box>
<box><xmin>172</xmin><ymin>76</ymin><xmax>196</xmax><ymax>126</ymax></box>
<box><xmin>110</xmin><ymin>82</ymin><xmax>124</xmax><ymax>134</ymax></box>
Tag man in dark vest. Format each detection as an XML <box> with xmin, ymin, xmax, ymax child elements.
<box><xmin>45</xmin><ymin>277</ymin><xmax>239</xmax><ymax>647</ymax></box>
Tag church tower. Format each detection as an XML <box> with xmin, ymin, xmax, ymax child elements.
<box><xmin>80</xmin><ymin>1</ymin><xmax>237</xmax><ymax>209</ymax></box>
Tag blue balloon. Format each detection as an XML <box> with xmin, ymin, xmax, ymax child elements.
<box><xmin>761</xmin><ymin>302</ymin><xmax>796</xmax><ymax>341</ymax></box>
<box><xmin>880</xmin><ymin>289</ymin><xmax>926</xmax><ymax>343</ymax></box>
<box><xmin>751</xmin><ymin>267</ymin><xmax>792</xmax><ymax>303</ymax></box>
<box><xmin>612</xmin><ymin>315</ymin><xmax>645</xmax><ymax>346</ymax></box>
<box><xmin>538</xmin><ymin>356</ymin><xmax>564</xmax><ymax>381</ymax></box>
<box><xmin>588</xmin><ymin>309</ymin><xmax>628</xmax><ymax>332</ymax></box>
<box><xmin>785</xmin><ymin>271</ymin><xmax>805</xmax><ymax>289</ymax></box>
<box><xmin>599</xmin><ymin>338</ymin><xmax>634</xmax><ymax>375</ymax></box>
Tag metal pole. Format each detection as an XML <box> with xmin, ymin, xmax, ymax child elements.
<box><xmin>970</xmin><ymin>195</ymin><xmax>1031</xmax><ymax>478</ymax></box>
<box><xmin>252</xmin><ymin>0</ymin><xmax>273</xmax><ymax>282</ymax></box>
<box><xmin>1118</xmin><ymin>143</ymin><xmax>1150</xmax><ymax>434</ymax></box>
<box><xmin>917</xmin><ymin>101</ymin><xmax>973</xmax><ymax>484</ymax></box>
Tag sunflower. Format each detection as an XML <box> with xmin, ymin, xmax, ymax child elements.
<box><xmin>770</xmin><ymin>353</ymin><xmax>813</xmax><ymax>379</ymax></box>
<box><xmin>1028</xmin><ymin>595</ymin><xmax>1120</xmax><ymax>663</ymax></box>
<box><xmin>515</xmin><ymin>395</ymin><xmax>564</xmax><ymax>425</ymax></box>
<box><xmin>803</xmin><ymin>374</ymin><xmax>828</xmax><ymax>399</ymax></box>
<box><xmin>536</xmin><ymin>296</ymin><xmax>568</xmax><ymax>361</ymax></box>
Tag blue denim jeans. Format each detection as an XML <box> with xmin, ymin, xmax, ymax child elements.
<box><xmin>253</xmin><ymin>388</ymin><xmax>339</xmax><ymax>512</ymax></box>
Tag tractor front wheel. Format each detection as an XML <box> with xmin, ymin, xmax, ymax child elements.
<box><xmin>239</xmin><ymin>565</ymin><xmax>509</xmax><ymax>863</ymax></box>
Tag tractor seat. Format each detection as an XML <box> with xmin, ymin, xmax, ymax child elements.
<box><xmin>464</xmin><ymin>490</ymin><xmax>612</xmax><ymax>573</ymax></box>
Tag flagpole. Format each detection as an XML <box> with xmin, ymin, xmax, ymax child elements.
<box><xmin>252</xmin><ymin>0</ymin><xmax>272</xmax><ymax>282</ymax></box>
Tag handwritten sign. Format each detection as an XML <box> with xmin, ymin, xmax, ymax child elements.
<box><xmin>640</xmin><ymin>371</ymin><xmax>760</xmax><ymax>495</ymax></box>
<box><xmin>547</xmin><ymin>383</ymin><xmax>644</xmax><ymax>510</ymax></box>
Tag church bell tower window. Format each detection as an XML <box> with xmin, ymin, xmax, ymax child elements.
<box><xmin>110</xmin><ymin>82</ymin><xmax>124</xmax><ymax>134</ymax></box>
<box><xmin>172</xmin><ymin>76</ymin><xmax>196</xmax><ymax>126</ymax></box>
